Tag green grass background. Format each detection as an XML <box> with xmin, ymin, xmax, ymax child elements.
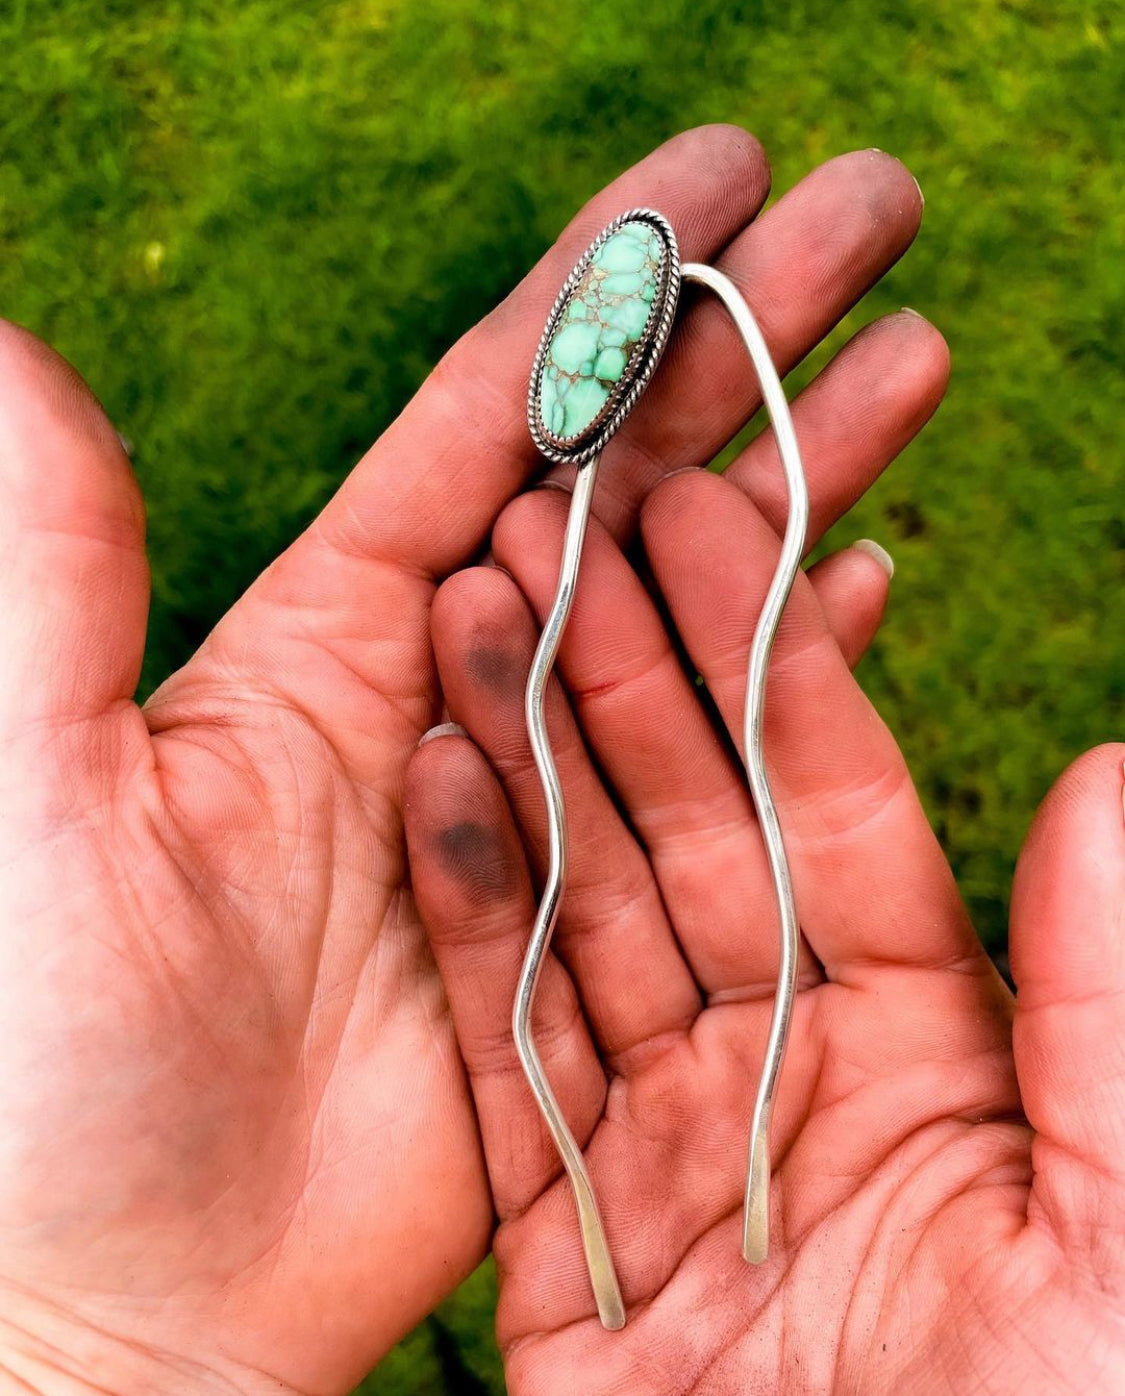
<box><xmin>1</xmin><ymin>0</ymin><xmax>1121</xmax><ymax>1388</ymax></box>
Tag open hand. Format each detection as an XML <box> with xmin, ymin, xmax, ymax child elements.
<box><xmin>0</xmin><ymin>128</ymin><xmax>943</xmax><ymax>1393</ymax></box>
<box><xmin>406</xmin><ymin>463</ymin><xmax>1125</xmax><ymax>1393</ymax></box>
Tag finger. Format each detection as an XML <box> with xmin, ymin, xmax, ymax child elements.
<box><xmin>431</xmin><ymin>564</ymin><xmax>701</xmax><ymax>1064</ymax></box>
<box><xmin>552</xmin><ymin>152</ymin><xmax>927</xmax><ymax>539</ymax></box>
<box><xmin>641</xmin><ymin>469</ymin><xmax>984</xmax><ymax>979</ymax></box>
<box><xmin>493</xmin><ymin>488</ymin><xmax>821</xmax><ymax>996</ymax></box>
<box><xmin>404</xmin><ymin>727</ymin><xmax>605</xmax><ymax>1218</ymax></box>
<box><xmin>1010</xmin><ymin>745</ymin><xmax>1125</xmax><ymax>1272</ymax></box>
<box><xmin>311</xmin><ymin>124</ymin><xmax>771</xmax><ymax>577</ymax></box>
<box><xmin>491</xmin><ymin>499</ymin><xmax>894</xmax><ymax>995</ymax></box>
<box><xmin>0</xmin><ymin>322</ymin><xmax>150</xmax><ymax>799</ymax></box>
<box><xmin>807</xmin><ymin>539</ymin><xmax>893</xmax><ymax>669</ymax></box>
<box><xmin>171</xmin><ymin>140</ymin><xmax>927</xmax><ymax>829</ymax></box>
<box><xmin>726</xmin><ymin>309</ymin><xmax>950</xmax><ymax>546</ymax></box>
<box><xmin>152</xmin><ymin>126</ymin><xmax>772</xmax><ymax>795</ymax></box>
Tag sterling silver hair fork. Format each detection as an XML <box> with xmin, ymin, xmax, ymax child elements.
<box><xmin>517</xmin><ymin>210</ymin><xmax>809</xmax><ymax>1329</ymax></box>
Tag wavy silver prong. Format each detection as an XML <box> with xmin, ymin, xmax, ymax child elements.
<box><xmin>682</xmin><ymin>261</ymin><xmax>809</xmax><ymax>1267</ymax></box>
<box><xmin>513</xmin><ymin>453</ymin><xmax>626</xmax><ymax>1331</ymax></box>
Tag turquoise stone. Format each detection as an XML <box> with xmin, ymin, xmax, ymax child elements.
<box><xmin>550</xmin><ymin>321</ymin><xmax>601</xmax><ymax>373</ymax></box>
<box><xmin>593</xmin><ymin>346</ymin><xmax>626</xmax><ymax>381</ymax></box>
<box><xmin>606</xmin><ymin>296</ymin><xmax>650</xmax><ymax>338</ymax></box>
<box><xmin>564</xmin><ymin>377</ymin><xmax>610</xmax><ymax>430</ymax></box>
<box><xmin>601</xmin><ymin>271</ymin><xmax>644</xmax><ymax>295</ymax></box>
<box><xmin>540</xmin><ymin>370</ymin><xmax>561</xmax><ymax>434</ymax></box>
<box><xmin>594</xmin><ymin>231</ymin><xmax>647</xmax><ymax>273</ymax></box>
<box><xmin>537</xmin><ymin>219</ymin><xmax>664</xmax><ymax>440</ymax></box>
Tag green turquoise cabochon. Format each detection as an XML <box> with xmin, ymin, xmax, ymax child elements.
<box><xmin>528</xmin><ymin>209</ymin><xmax>681</xmax><ymax>465</ymax></box>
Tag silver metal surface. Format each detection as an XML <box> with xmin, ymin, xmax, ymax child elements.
<box><xmin>513</xmin><ymin>452</ymin><xmax>625</xmax><ymax>1331</ymax></box>
<box><xmin>682</xmin><ymin>261</ymin><xmax>809</xmax><ymax>1266</ymax></box>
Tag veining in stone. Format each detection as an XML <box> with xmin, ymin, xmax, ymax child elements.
<box><xmin>537</xmin><ymin>220</ymin><xmax>665</xmax><ymax>442</ymax></box>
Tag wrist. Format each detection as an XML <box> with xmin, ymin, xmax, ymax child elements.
<box><xmin>0</xmin><ymin>1287</ymin><xmax>296</xmax><ymax>1396</ymax></box>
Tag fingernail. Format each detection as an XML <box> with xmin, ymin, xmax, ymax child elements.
<box><xmin>662</xmin><ymin>465</ymin><xmax>703</xmax><ymax>482</ymax></box>
<box><xmin>853</xmin><ymin>538</ymin><xmax>895</xmax><ymax>579</ymax></box>
<box><xmin>533</xmin><ymin>478</ymin><xmax>574</xmax><ymax>496</ymax></box>
<box><xmin>418</xmin><ymin>722</ymin><xmax>469</xmax><ymax>748</ymax></box>
<box><xmin>899</xmin><ymin>306</ymin><xmax>927</xmax><ymax>321</ymax></box>
<box><xmin>862</xmin><ymin>149</ymin><xmax>923</xmax><ymax>209</ymax></box>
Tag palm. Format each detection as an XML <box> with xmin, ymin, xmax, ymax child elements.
<box><xmin>1</xmin><ymin>474</ymin><xmax>486</xmax><ymax>1391</ymax></box>
<box><xmin>505</xmin><ymin>990</ymin><xmax>1019</xmax><ymax>1389</ymax></box>
<box><xmin>506</xmin><ymin>980</ymin><xmax>1119</xmax><ymax>1395</ymax></box>
<box><xmin>501</xmin><ymin>987</ymin><xmax>1034</xmax><ymax>1392</ymax></box>
<box><xmin>407</xmin><ymin>466</ymin><xmax>1125</xmax><ymax>1394</ymax></box>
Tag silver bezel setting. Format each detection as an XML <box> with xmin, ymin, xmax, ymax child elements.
<box><xmin>527</xmin><ymin>208</ymin><xmax>682</xmax><ymax>466</ymax></box>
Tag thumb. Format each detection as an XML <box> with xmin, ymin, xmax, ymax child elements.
<box><xmin>1010</xmin><ymin>743</ymin><xmax>1125</xmax><ymax>1274</ymax></box>
<box><xmin>0</xmin><ymin>322</ymin><xmax>150</xmax><ymax>801</ymax></box>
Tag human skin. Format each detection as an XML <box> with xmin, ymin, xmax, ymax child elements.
<box><xmin>408</xmin><ymin>471</ymin><xmax>1125</xmax><ymax>1392</ymax></box>
<box><xmin>1</xmin><ymin>122</ymin><xmax>1099</xmax><ymax>1395</ymax></box>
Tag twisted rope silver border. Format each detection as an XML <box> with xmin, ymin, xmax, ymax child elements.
<box><xmin>526</xmin><ymin>208</ymin><xmax>682</xmax><ymax>466</ymax></box>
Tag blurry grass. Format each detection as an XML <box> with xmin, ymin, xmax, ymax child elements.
<box><xmin>354</xmin><ymin>1261</ymin><xmax>503</xmax><ymax>1395</ymax></box>
<box><xmin>0</xmin><ymin>0</ymin><xmax>1121</xmax><ymax>1389</ymax></box>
